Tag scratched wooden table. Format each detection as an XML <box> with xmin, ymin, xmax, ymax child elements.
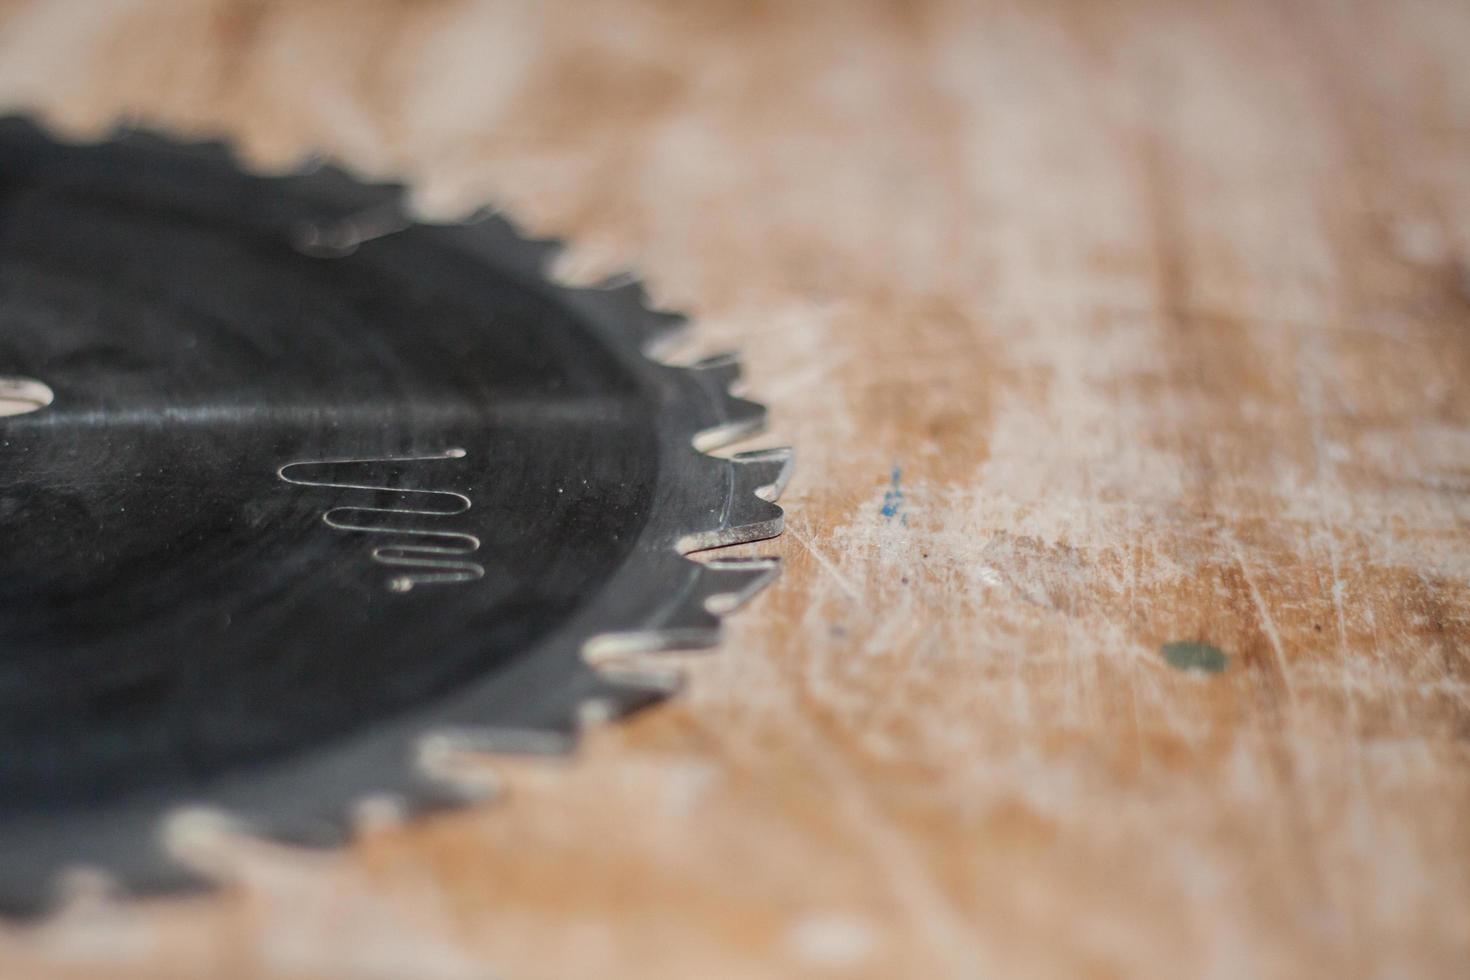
<box><xmin>2</xmin><ymin>1</ymin><xmax>1469</xmax><ymax>978</ymax></box>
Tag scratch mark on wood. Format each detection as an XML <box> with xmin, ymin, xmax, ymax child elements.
<box><xmin>785</xmin><ymin>520</ymin><xmax>862</xmax><ymax>604</ymax></box>
<box><xmin>1228</xmin><ymin>533</ymin><xmax>1299</xmax><ymax>712</ymax></box>
<box><xmin>785</xmin><ymin>711</ymin><xmax>992</xmax><ymax>980</ymax></box>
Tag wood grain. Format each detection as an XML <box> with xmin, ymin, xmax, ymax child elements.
<box><xmin>1</xmin><ymin>1</ymin><xmax>1469</xmax><ymax>977</ymax></box>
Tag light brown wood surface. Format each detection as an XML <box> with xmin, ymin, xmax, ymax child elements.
<box><xmin>2</xmin><ymin>1</ymin><xmax>1469</xmax><ymax>977</ymax></box>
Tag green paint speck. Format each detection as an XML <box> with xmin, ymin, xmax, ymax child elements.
<box><xmin>1161</xmin><ymin>641</ymin><xmax>1228</xmax><ymax>674</ymax></box>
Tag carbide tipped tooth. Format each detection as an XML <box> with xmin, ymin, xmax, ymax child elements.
<box><xmin>677</xmin><ymin>448</ymin><xmax>793</xmax><ymax>553</ymax></box>
<box><xmin>245</xmin><ymin>812</ymin><xmax>353</xmax><ymax>849</ymax></box>
<box><xmin>686</xmin><ymin>353</ymin><xmax>769</xmax><ymax>449</ymax></box>
<box><xmin>733</xmin><ymin>446</ymin><xmax>794</xmax><ymax>502</ymax></box>
<box><xmin>642</xmin><ymin>556</ymin><xmax>783</xmax><ymax>647</ymax></box>
<box><xmin>397</xmin><ymin>768</ymin><xmax>497</xmax><ymax>813</ymax></box>
<box><xmin>351</xmin><ymin>770</ymin><xmax>494</xmax><ymax>831</ymax></box>
<box><xmin>636</xmin><ymin>557</ymin><xmax>779</xmax><ymax>648</ymax></box>
<box><xmin>580</xmin><ymin>670</ymin><xmax>679</xmax><ymax>727</ymax></box>
<box><xmin>722</xmin><ymin>448</ymin><xmax>793</xmax><ymax>543</ymax></box>
<box><xmin>691</xmin><ymin>351</ymin><xmax>743</xmax><ymax>386</ymax></box>
<box><xmin>697</xmin><ymin>555</ymin><xmax>782</xmax><ymax>614</ymax></box>
<box><xmin>597</xmin><ymin>275</ymin><xmax>652</xmax><ymax>308</ymax></box>
<box><xmin>410</xmin><ymin>734</ymin><xmax>504</xmax><ymax>801</ymax></box>
<box><xmin>425</xmin><ymin>725</ymin><xmax>576</xmax><ymax>756</ymax></box>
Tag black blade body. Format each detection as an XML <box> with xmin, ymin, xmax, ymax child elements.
<box><xmin>0</xmin><ymin>122</ymin><xmax>660</xmax><ymax>821</ymax></box>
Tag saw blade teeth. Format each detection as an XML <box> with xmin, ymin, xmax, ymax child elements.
<box><xmin>682</xmin><ymin>353</ymin><xmax>770</xmax><ymax>450</ymax></box>
<box><xmin>403</xmin><ymin>748</ymin><xmax>501</xmax><ymax>808</ymax></box>
<box><xmin>101</xmin><ymin>858</ymin><xmax>213</xmax><ymax>911</ymax></box>
<box><xmin>585</xmin><ymin>277</ymin><xmax>691</xmax><ymax>352</ymax></box>
<box><xmin>0</xmin><ymin>811</ymin><xmax>218</xmax><ymax>920</ymax></box>
<box><xmin>454</xmin><ymin>207</ymin><xmax>565</xmax><ymax>276</ymax></box>
<box><xmin>582</xmin><ymin>624</ymin><xmax>715</xmax><ymax>660</ymax></box>
<box><xmin>640</xmin><ymin>308</ymin><xmax>691</xmax><ymax>354</ymax></box>
<box><xmin>677</xmin><ymin>448</ymin><xmax>793</xmax><ymax>553</ymax></box>
<box><xmin>0</xmin><ymin>117</ymin><xmax>791</xmax><ymax>915</ymax></box>
<box><xmin>691</xmin><ymin>351</ymin><xmax>743</xmax><ymax>386</ymax></box>
<box><xmin>577</xmin><ymin>669</ymin><xmax>680</xmax><ymax>730</ymax></box>
<box><xmin>243</xmin><ymin>811</ymin><xmax>354</xmax><ymax>850</ymax></box>
<box><xmin>112</xmin><ymin>126</ymin><xmax>234</xmax><ymax>163</ymax></box>
<box><xmin>213</xmin><ymin>748</ymin><xmax>499</xmax><ymax>849</ymax></box>
<box><xmin>81</xmin><ymin>838</ymin><xmax>215</xmax><ymax>915</ymax></box>
<box><xmin>349</xmin><ymin>769</ymin><xmax>495</xmax><ymax>832</ymax></box>
<box><xmin>421</xmin><ymin>725</ymin><xmax>575</xmax><ymax>757</ymax></box>
<box><xmin>633</xmin><ymin>556</ymin><xmax>783</xmax><ymax>649</ymax></box>
<box><xmin>719</xmin><ymin>448</ymin><xmax>792</xmax><ymax>545</ymax></box>
<box><xmin>697</xmin><ymin>556</ymin><xmax>783</xmax><ymax>615</ymax></box>
<box><xmin>595</xmin><ymin>275</ymin><xmax>653</xmax><ymax>309</ymax></box>
<box><xmin>733</xmin><ymin>447</ymin><xmax>795</xmax><ymax>502</ymax></box>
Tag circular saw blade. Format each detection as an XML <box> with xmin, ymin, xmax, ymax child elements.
<box><xmin>0</xmin><ymin>118</ymin><xmax>790</xmax><ymax>916</ymax></box>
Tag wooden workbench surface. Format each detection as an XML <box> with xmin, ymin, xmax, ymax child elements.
<box><xmin>2</xmin><ymin>1</ymin><xmax>1468</xmax><ymax>977</ymax></box>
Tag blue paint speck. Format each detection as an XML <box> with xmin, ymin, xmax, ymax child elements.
<box><xmin>880</xmin><ymin>465</ymin><xmax>905</xmax><ymax>521</ymax></box>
